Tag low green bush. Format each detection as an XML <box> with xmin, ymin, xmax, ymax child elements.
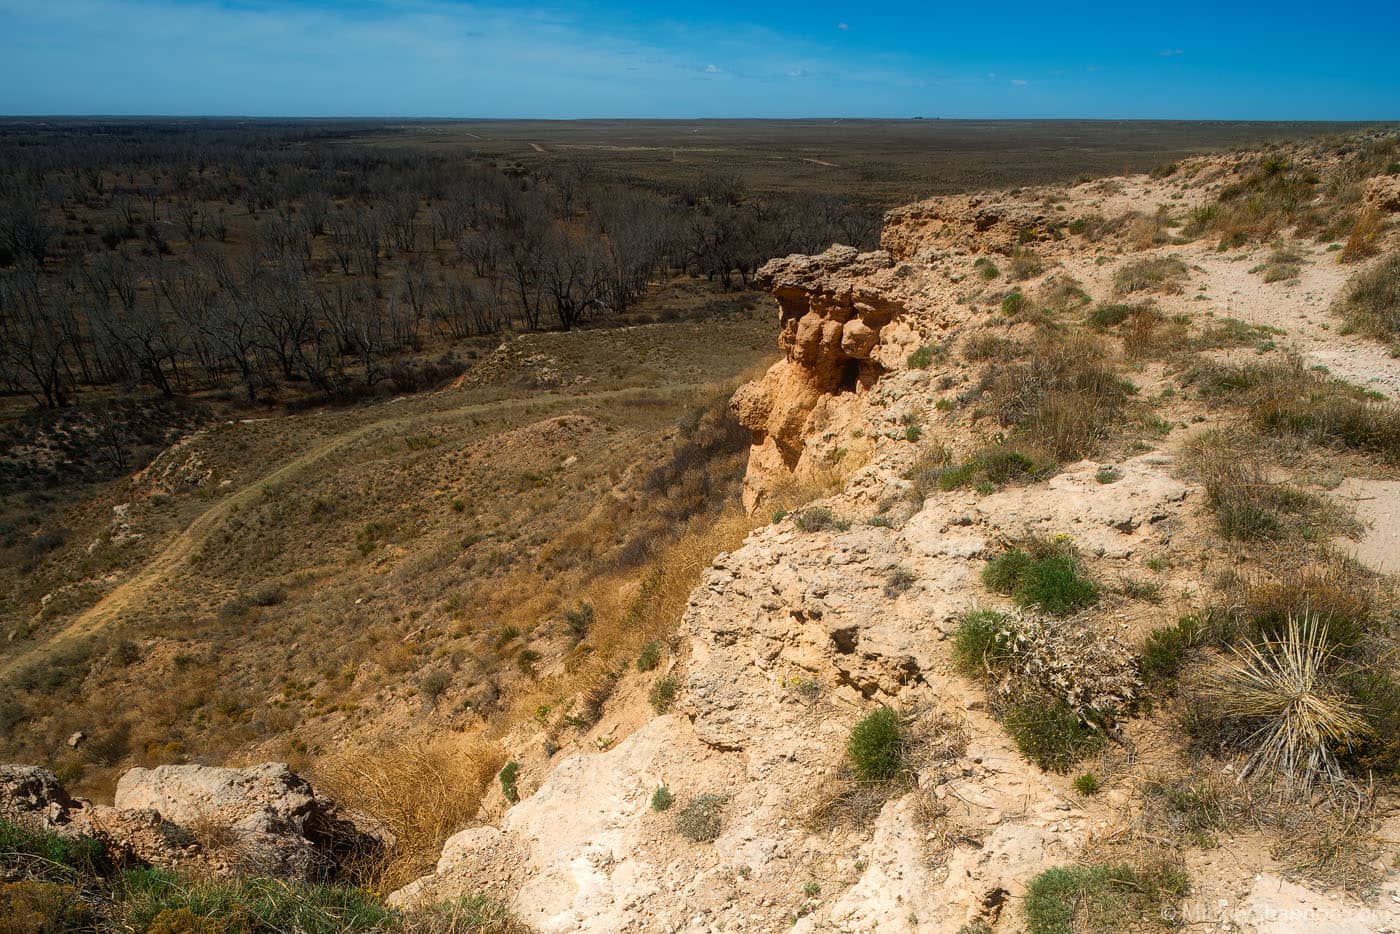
<box><xmin>1023</xmin><ymin>861</ymin><xmax>1188</xmax><ymax>933</ymax></box>
<box><xmin>792</xmin><ymin>507</ymin><xmax>850</xmax><ymax>533</ymax></box>
<box><xmin>1000</xmin><ymin>290</ymin><xmax>1028</xmax><ymax>316</ymax></box>
<box><xmin>0</xmin><ymin>818</ymin><xmax>112</xmax><ymax>883</ymax></box>
<box><xmin>636</xmin><ymin>640</ymin><xmax>662</xmax><ymax>672</ymax></box>
<box><xmin>498</xmin><ymin>762</ymin><xmax>520</xmax><ymax>804</ymax></box>
<box><xmin>846</xmin><ymin>707</ymin><xmax>904</xmax><ymax>782</ymax></box>
<box><xmin>1139</xmin><ymin>617</ymin><xmax>1201</xmax><ymax>685</ymax></box>
<box><xmin>1001</xmin><ymin>696</ymin><xmax>1103</xmax><ymax>773</ymax></box>
<box><xmin>675</xmin><ymin>794</ymin><xmax>727</xmax><ymax>843</ymax></box>
<box><xmin>649</xmin><ymin>676</ymin><xmax>679</xmax><ymax>713</ymax></box>
<box><xmin>1072</xmin><ymin>772</ymin><xmax>1101</xmax><ymax>795</ymax></box>
<box><xmin>650</xmin><ymin>785</ymin><xmax>673</xmax><ymax>812</ymax></box>
<box><xmin>982</xmin><ymin>547</ymin><xmax>1098</xmax><ymax>617</ymax></box>
<box><xmin>950</xmin><ymin>609</ymin><xmax>1015</xmax><ymax>678</ymax></box>
<box><xmin>118</xmin><ymin>869</ymin><xmax>397</xmax><ymax>934</ymax></box>
<box><xmin>907</xmin><ymin>345</ymin><xmax>935</xmax><ymax>369</ymax></box>
<box><xmin>935</xmin><ymin>445</ymin><xmax>1050</xmax><ymax>492</ymax></box>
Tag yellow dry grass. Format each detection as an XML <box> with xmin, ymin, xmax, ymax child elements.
<box><xmin>313</xmin><ymin>734</ymin><xmax>504</xmax><ymax>889</ymax></box>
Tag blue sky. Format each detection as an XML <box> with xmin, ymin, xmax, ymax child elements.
<box><xmin>2</xmin><ymin>0</ymin><xmax>1396</xmax><ymax>118</ymax></box>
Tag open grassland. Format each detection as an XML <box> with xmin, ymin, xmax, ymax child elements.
<box><xmin>356</xmin><ymin>118</ymin><xmax>1384</xmax><ymax>207</ymax></box>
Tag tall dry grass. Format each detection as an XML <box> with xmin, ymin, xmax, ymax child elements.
<box><xmin>502</xmin><ymin>508</ymin><xmax>757</xmax><ymax>731</ymax></box>
<box><xmin>313</xmin><ymin>735</ymin><xmax>504</xmax><ymax>889</ymax></box>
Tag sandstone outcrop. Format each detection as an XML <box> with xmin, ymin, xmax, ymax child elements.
<box><xmin>0</xmin><ymin>764</ymin><xmax>81</xmax><ymax>825</ymax></box>
<box><xmin>732</xmin><ymin>245</ymin><xmax>917</xmax><ymax>511</ymax></box>
<box><xmin>0</xmin><ymin>761</ymin><xmax>380</xmax><ymax>880</ymax></box>
<box><xmin>880</xmin><ymin>193</ymin><xmax>1059</xmax><ymax>260</ymax></box>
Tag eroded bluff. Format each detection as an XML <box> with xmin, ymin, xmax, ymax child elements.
<box><xmin>730</xmin><ymin>245</ymin><xmax>919</xmax><ymax>511</ymax></box>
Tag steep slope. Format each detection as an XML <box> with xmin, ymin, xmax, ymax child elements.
<box><xmin>392</xmin><ymin>137</ymin><xmax>1400</xmax><ymax>933</ymax></box>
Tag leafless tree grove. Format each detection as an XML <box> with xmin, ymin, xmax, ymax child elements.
<box><xmin>0</xmin><ymin>121</ymin><xmax>879</xmax><ymax>409</ymax></box>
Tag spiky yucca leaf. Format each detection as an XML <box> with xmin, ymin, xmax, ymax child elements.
<box><xmin>1204</xmin><ymin>615</ymin><xmax>1368</xmax><ymax>788</ymax></box>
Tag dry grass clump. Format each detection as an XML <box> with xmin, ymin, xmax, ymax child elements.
<box><xmin>961</xmin><ymin>333</ymin><xmax>1022</xmax><ymax>362</ymax></box>
<box><xmin>1111</xmin><ymin>255</ymin><xmax>1189</xmax><ymax>295</ymax></box>
<box><xmin>805</xmin><ymin>709</ymin><xmax>967</xmax><ymax>831</ymax></box>
<box><xmin>1236</xmin><ymin>559</ymin><xmax>1380</xmax><ymax>649</ymax></box>
<box><xmin>313</xmin><ymin>735</ymin><xmax>504</xmax><ymax>888</ymax></box>
<box><xmin>1188</xmin><ymin>359</ymin><xmax>1400</xmax><ymax>461</ymax></box>
<box><xmin>1184</xmin><ymin>429</ymin><xmax>1348</xmax><ymax>543</ymax></box>
<box><xmin>1199</xmin><ymin>616</ymin><xmax>1367</xmax><ymax>789</ymax></box>
<box><xmin>1340</xmin><ymin>205</ymin><xmax>1385</xmax><ymax>263</ymax></box>
<box><xmin>1008</xmin><ymin>248</ymin><xmax>1046</xmax><ymax>281</ymax></box>
<box><xmin>1136</xmin><ymin>772</ymin><xmax>1241</xmax><ymax>847</ymax></box>
<box><xmin>1252</xmin><ymin>244</ymin><xmax>1304</xmax><ymax>282</ymax></box>
<box><xmin>509</xmin><ymin>507</ymin><xmax>754</xmax><ymax>735</ymax></box>
<box><xmin>1185</xmin><ymin>154</ymin><xmax>1320</xmax><ymax>247</ymax></box>
<box><xmin>1334</xmin><ymin>252</ymin><xmax>1400</xmax><ymax>340</ymax></box>
<box><xmin>983</xmin><ymin>333</ymin><xmax>1135</xmax><ymax>462</ymax></box>
<box><xmin>930</xmin><ymin>443</ymin><xmax>1052</xmax><ymax>494</ymax></box>
<box><xmin>1035</xmin><ymin>275</ymin><xmax>1090</xmax><ymax>314</ymax></box>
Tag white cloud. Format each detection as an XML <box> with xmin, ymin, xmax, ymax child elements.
<box><xmin>1159</xmin><ymin>48</ymin><xmax>1183</xmax><ymax>56</ymax></box>
<box><xmin>704</xmin><ymin>63</ymin><xmax>721</xmax><ymax>73</ymax></box>
<box><xmin>837</xmin><ymin>22</ymin><xmax>849</xmax><ymax>30</ymax></box>
<box><xmin>1010</xmin><ymin>78</ymin><xmax>1028</xmax><ymax>86</ymax></box>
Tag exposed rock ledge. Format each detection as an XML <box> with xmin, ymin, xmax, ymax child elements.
<box><xmin>389</xmin><ymin>452</ymin><xmax>1197</xmax><ymax>931</ymax></box>
<box><xmin>731</xmin><ymin>245</ymin><xmax>920</xmax><ymax>512</ymax></box>
<box><xmin>0</xmin><ymin>761</ymin><xmax>382</xmax><ymax>879</ymax></box>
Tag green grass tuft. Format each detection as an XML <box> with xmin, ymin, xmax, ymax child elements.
<box><xmin>950</xmin><ymin>609</ymin><xmax>1015</xmax><ymax>678</ymax></box>
<box><xmin>982</xmin><ymin>547</ymin><xmax>1098</xmax><ymax>617</ymax></box>
<box><xmin>845</xmin><ymin>708</ymin><xmax>904</xmax><ymax>782</ymax></box>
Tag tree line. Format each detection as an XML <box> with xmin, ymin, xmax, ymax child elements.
<box><xmin>0</xmin><ymin>121</ymin><xmax>880</xmax><ymax>409</ymax></box>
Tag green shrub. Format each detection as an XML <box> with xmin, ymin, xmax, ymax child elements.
<box><xmin>1112</xmin><ymin>255</ymin><xmax>1188</xmax><ymax>295</ymax></box>
<box><xmin>650</xmin><ymin>785</ymin><xmax>673</xmax><ymax>812</ymax></box>
<box><xmin>1001</xmin><ymin>696</ymin><xmax>1103</xmax><ymax>773</ymax></box>
<box><xmin>0</xmin><ymin>818</ymin><xmax>112</xmax><ymax>883</ymax></box>
<box><xmin>907</xmin><ymin>345</ymin><xmax>935</xmax><ymax>369</ymax></box>
<box><xmin>1072</xmin><ymin>772</ymin><xmax>1101</xmax><ymax>795</ymax></box>
<box><xmin>845</xmin><ymin>708</ymin><xmax>904</xmax><ymax>782</ymax></box>
<box><xmin>1334</xmin><ymin>252</ymin><xmax>1399</xmax><ymax>340</ymax></box>
<box><xmin>1000</xmin><ymin>290</ymin><xmax>1028</xmax><ymax>316</ymax></box>
<box><xmin>498</xmin><ymin>762</ymin><xmax>520</xmax><ymax>804</ymax></box>
<box><xmin>1339</xmin><ymin>667</ymin><xmax>1400</xmax><ymax>779</ymax></box>
<box><xmin>1086</xmin><ymin>302</ymin><xmax>1148</xmax><ymax>328</ymax></box>
<box><xmin>118</xmin><ymin>868</ymin><xmax>396</xmax><ymax>933</ymax></box>
<box><xmin>982</xmin><ymin>547</ymin><xmax>1098</xmax><ymax>617</ymax></box>
<box><xmin>1139</xmin><ymin>617</ymin><xmax>1200</xmax><ymax>685</ymax></box>
<box><xmin>649</xmin><ymin>676</ymin><xmax>678</xmax><ymax>713</ymax></box>
<box><xmin>636</xmin><ymin>640</ymin><xmax>662</xmax><ymax>672</ymax></box>
<box><xmin>974</xmin><ymin>257</ymin><xmax>1000</xmax><ymax>280</ymax></box>
<box><xmin>792</xmin><ymin>507</ymin><xmax>849</xmax><ymax>533</ymax></box>
<box><xmin>1023</xmin><ymin>861</ymin><xmax>1188</xmax><ymax>933</ymax></box>
<box><xmin>951</xmin><ymin>609</ymin><xmax>1015</xmax><ymax>678</ymax></box>
<box><xmin>935</xmin><ymin>444</ymin><xmax>1050</xmax><ymax>492</ymax></box>
<box><xmin>675</xmin><ymin>794</ymin><xmax>727</xmax><ymax>842</ymax></box>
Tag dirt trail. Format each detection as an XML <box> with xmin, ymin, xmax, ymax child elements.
<box><xmin>0</xmin><ymin>383</ymin><xmax>710</xmax><ymax>682</ymax></box>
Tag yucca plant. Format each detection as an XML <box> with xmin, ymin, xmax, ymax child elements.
<box><xmin>1203</xmin><ymin>615</ymin><xmax>1368</xmax><ymax>788</ymax></box>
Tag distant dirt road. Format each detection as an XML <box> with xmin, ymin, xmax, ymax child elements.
<box><xmin>0</xmin><ymin>383</ymin><xmax>711</xmax><ymax>682</ymax></box>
